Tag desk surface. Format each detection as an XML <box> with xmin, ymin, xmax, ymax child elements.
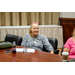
<box><xmin>0</xmin><ymin>46</ymin><xmax>63</xmax><ymax>62</ymax></box>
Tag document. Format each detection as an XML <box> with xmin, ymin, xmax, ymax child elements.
<box><xmin>16</xmin><ymin>48</ymin><xmax>24</xmax><ymax>52</ymax></box>
<box><xmin>16</xmin><ymin>48</ymin><xmax>35</xmax><ymax>53</ymax></box>
<box><xmin>26</xmin><ymin>49</ymin><xmax>35</xmax><ymax>52</ymax></box>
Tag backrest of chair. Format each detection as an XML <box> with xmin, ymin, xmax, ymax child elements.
<box><xmin>43</xmin><ymin>38</ymin><xmax>58</xmax><ymax>52</ymax></box>
<box><xmin>5</xmin><ymin>34</ymin><xmax>23</xmax><ymax>46</ymax></box>
<box><xmin>48</xmin><ymin>38</ymin><xmax>58</xmax><ymax>50</ymax></box>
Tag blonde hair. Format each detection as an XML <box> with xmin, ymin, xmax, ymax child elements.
<box><xmin>29</xmin><ymin>24</ymin><xmax>33</xmax><ymax>37</ymax></box>
<box><xmin>72</xmin><ymin>28</ymin><xmax>75</xmax><ymax>37</ymax></box>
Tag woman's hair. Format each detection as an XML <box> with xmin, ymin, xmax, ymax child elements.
<box><xmin>29</xmin><ymin>24</ymin><xmax>33</xmax><ymax>37</ymax></box>
<box><xmin>72</xmin><ymin>28</ymin><xmax>75</xmax><ymax>37</ymax></box>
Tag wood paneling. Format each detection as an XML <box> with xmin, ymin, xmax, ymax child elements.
<box><xmin>59</xmin><ymin>18</ymin><xmax>75</xmax><ymax>44</ymax></box>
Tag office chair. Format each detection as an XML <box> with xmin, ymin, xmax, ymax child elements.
<box><xmin>43</xmin><ymin>38</ymin><xmax>59</xmax><ymax>55</ymax></box>
<box><xmin>5</xmin><ymin>34</ymin><xmax>23</xmax><ymax>46</ymax></box>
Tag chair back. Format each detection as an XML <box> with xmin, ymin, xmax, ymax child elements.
<box><xmin>48</xmin><ymin>38</ymin><xmax>58</xmax><ymax>50</ymax></box>
<box><xmin>43</xmin><ymin>38</ymin><xmax>59</xmax><ymax>54</ymax></box>
<box><xmin>5</xmin><ymin>34</ymin><xmax>23</xmax><ymax>46</ymax></box>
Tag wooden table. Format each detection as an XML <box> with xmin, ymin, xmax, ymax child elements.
<box><xmin>0</xmin><ymin>46</ymin><xmax>63</xmax><ymax>62</ymax></box>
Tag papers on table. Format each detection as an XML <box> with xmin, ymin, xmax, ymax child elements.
<box><xmin>16</xmin><ymin>48</ymin><xmax>24</xmax><ymax>52</ymax></box>
<box><xmin>16</xmin><ymin>48</ymin><xmax>35</xmax><ymax>53</ymax></box>
<box><xmin>26</xmin><ymin>49</ymin><xmax>35</xmax><ymax>52</ymax></box>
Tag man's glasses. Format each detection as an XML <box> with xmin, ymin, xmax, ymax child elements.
<box><xmin>31</xmin><ymin>22</ymin><xmax>39</xmax><ymax>24</ymax></box>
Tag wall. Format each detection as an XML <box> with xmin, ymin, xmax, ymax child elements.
<box><xmin>59</xmin><ymin>12</ymin><xmax>75</xmax><ymax>18</ymax></box>
<box><xmin>59</xmin><ymin>12</ymin><xmax>75</xmax><ymax>44</ymax></box>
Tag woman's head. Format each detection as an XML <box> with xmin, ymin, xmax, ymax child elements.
<box><xmin>29</xmin><ymin>22</ymin><xmax>39</xmax><ymax>37</ymax></box>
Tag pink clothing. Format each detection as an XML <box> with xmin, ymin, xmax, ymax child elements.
<box><xmin>64</xmin><ymin>37</ymin><xmax>75</xmax><ymax>58</ymax></box>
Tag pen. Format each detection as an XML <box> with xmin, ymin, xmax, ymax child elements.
<box><xmin>23</xmin><ymin>48</ymin><xmax>27</xmax><ymax>52</ymax></box>
<box><xmin>23</xmin><ymin>48</ymin><xmax>25</xmax><ymax>52</ymax></box>
<box><xmin>25</xmin><ymin>48</ymin><xmax>27</xmax><ymax>52</ymax></box>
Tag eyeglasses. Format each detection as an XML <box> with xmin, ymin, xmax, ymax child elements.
<box><xmin>31</xmin><ymin>22</ymin><xmax>39</xmax><ymax>24</ymax></box>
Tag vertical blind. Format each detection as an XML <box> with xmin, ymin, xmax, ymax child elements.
<box><xmin>0</xmin><ymin>12</ymin><xmax>59</xmax><ymax>26</ymax></box>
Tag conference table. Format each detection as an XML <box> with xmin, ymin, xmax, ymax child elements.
<box><xmin>0</xmin><ymin>46</ymin><xmax>63</xmax><ymax>62</ymax></box>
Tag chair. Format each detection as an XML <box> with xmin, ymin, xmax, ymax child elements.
<box><xmin>43</xmin><ymin>38</ymin><xmax>59</xmax><ymax>54</ymax></box>
<box><xmin>5</xmin><ymin>34</ymin><xmax>23</xmax><ymax>46</ymax></box>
